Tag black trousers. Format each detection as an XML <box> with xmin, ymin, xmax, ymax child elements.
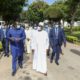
<box><xmin>2</xmin><ymin>38</ymin><xmax>9</xmax><ymax>55</ymax></box>
<box><xmin>2</xmin><ymin>38</ymin><xmax>6</xmax><ymax>51</ymax></box>
<box><xmin>51</xmin><ymin>51</ymin><xmax>60</xmax><ymax>62</ymax></box>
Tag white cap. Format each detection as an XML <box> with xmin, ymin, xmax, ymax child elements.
<box><xmin>39</xmin><ymin>22</ymin><xmax>44</xmax><ymax>27</ymax></box>
<box><xmin>25</xmin><ymin>24</ymin><xmax>29</xmax><ymax>28</ymax></box>
<box><xmin>44</xmin><ymin>20</ymin><xmax>49</xmax><ymax>24</ymax></box>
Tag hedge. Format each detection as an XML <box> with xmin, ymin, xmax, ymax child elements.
<box><xmin>66</xmin><ymin>35</ymin><xmax>78</xmax><ymax>43</ymax></box>
<box><xmin>71</xmin><ymin>31</ymin><xmax>80</xmax><ymax>39</ymax></box>
<box><xmin>64</xmin><ymin>26</ymin><xmax>80</xmax><ymax>32</ymax></box>
<box><xmin>72</xmin><ymin>27</ymin><xmax>80</xmax><ymax>31</ymax></box>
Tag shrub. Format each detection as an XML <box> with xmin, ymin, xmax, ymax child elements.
<box><xmin>72</xmin><ymin>27</ymin><xmax>80</xmax><ymax>31</ymax></box>
<box><xmin>64</xmin><ymin>27</ymin><xmax>70</xmax><ymax>32</ymax></box>
<box><xmin>64</xmin><ymin>26</ymin><xmax>80</xmax><ymax>32</ymax></box>
<box><xmin>72</xmin><ymin>31</ymin><xmax>80</xmax><ymax>39</ymax></box>
<box><xmin>66</xmin><ymin>36</ymin><xmax>78</xmax><ymax>43</ymax></box>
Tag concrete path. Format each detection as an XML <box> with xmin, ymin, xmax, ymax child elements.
<box><xmin>0</xmin><ymin>42</ymin><xmax>80</xmax><ymax>80</ymax></box>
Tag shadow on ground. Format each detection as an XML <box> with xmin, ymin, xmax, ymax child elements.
<box><xmin>18</xmin><ymin>76</ymin><xmax>32</xmax><ymax>80</ymax></box>
<box><xmin>23</xmin><ymin>53</ymin><xmax>30</xmax><ymax>64</ymax></box>
<box><xmin>70</xmin><ymin>49</ymin><xmax>80</xmax><ymax>56</ymax></box>
<box><xmin>24</xmin><ymin>76</ymin><xmax>32</xmax><ymax>80</ymax></box>
<box><xmin>0</xmin><ymin>52</ymin><xmax>4</xmax><ymax>59</ymax></box>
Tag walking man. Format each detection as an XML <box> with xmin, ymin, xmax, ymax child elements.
<box><xmin>49</xmin><ymin>22</ymin><xmax>66</xmax><ymax>65</ymax></box>
<box><xmin>31</xmin><ymin>22</ymin><xmax>49</xmax><ymax>76</ymax></box>
<box><xmin>7</xmin><ymin>21</ymin><xmax>26</xmax><ymax>76</ymax></box>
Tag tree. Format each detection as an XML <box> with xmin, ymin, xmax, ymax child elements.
<box><xmin>44</xmin><ymin>6</ymin><xmax>63</xmax><ymax>21</ymax></box>
<box><xmin>65</xmin><ymin>0</ymin><xmax>80</xmax><ymax>32</ymax></box>
<box><xmin>43</xmin><ymin>1</ymin><xmax>67</xmax><ymax>21</ymax></box>
<box><xmin>0</xmin><ymin>0</ymin><xmax>28</xmax><ymax>22</ymax></box>
<box><xmin>20</xmin><ymin>11</ymin><xmax>28</xmax><ymax>21</ymax></box>
<box><xmin>75</xmin><ymin>5</ymin><xmax>80</xmax><ymax>20</ymax></box>
<box><xmin>27</xmin><ymin>1</ymin><xmax>49</xmax><ymax>23</ymax></box>
<box><xmin>65</xmin><ymin>0</ymin><xmax>80</xmax><ymax>21</ymax></box>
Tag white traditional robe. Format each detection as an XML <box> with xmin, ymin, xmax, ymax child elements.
<box><xmin>31</xmin><ymin>30</ymin><xmax>49</xmax><ymax>73</ymax></box>
<box><xmin>25</xmin><ymin>28</ymin><xmax>32</xmax><ymax>53</ymax></box>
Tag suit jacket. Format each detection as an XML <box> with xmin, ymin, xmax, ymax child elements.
<box><xmin>0</xmin><ymin>28</ymin><xmax>4</xmax><ymax>41</ymax></box>
<box><xmin>49</xmin><ymin>27</ymin><xmax>66</xmax><ymax>48</ymax></box>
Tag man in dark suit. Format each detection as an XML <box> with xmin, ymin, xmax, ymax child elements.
<box><xmin>49</xmin><ymin>22</ymin><xmax>66</xmax><ymax>65</ymax></box>
<box><xmin>0</xmin><ymin>25</ymin><xmax>4</xmax><ymax>42</ymax></box>
<box><xmin>2</xmin><ymin>23</ymin><xmax>10</xmax><ymax>57</ymax></box>
<box><xmin>0</xmin><ymin>25</ymin><xmax>4</xmax><ymax>51</ymax></box>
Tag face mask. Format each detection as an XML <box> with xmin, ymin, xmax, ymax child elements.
<box><xmin>0</xmin><ymin>26</ymin><xmax>2</xmax><ymax>29</ymax></box>
<box><xmin>45</xmin><ymin>25</ymin><xmax>48</xmax><ymax>28</ymax></box>
<box><xmin>55</xmin><ymin>25</ymin><xmax>59</xmax><ymax>28</ymax></box>
<box><xmin>34</xmin><ymin>27</ymin><xmax>37</xmax><ymax>30</ymax></box>
<box><xmin>38</xmin><ymin>26</ymin><xmax>42</xmax><ymax>31</ymax></box>
<box><xmin>17</xmin><ymin>25</ymin><xmax>20</xmax><ymax>29</ymax></box>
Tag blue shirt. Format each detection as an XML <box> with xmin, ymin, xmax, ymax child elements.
<box><xmin>7</xmin><ymin>27</ymin><xmax>26</xmax><ymax>49</ymax></box>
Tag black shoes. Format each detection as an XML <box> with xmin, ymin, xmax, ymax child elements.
<box><xmin>50</xmin><ymin>60</ymin><xmax>53</xmax><ymax>63</ymax></box>
<box><xmin>55</xmin><ymin>61</ymin><xmax>59</xmax><ymax>65</ymax></box>
<box><xmin>44</xmin><ymin>73</ymin><xmax>47</xmax><ymax>76</ymax></box>
<box><xmin>4</xmin><ymin>54</ymin><xmax>9</xmax><ymax>57</ymax></box>
<box><xmin>12</xmin><ymin>64</ymin><xmax>23</xmax><ymax>76</ymax></box>
<box><xmin>50</xmin><ymin>60</ymin><xmax>59</xmax><ymax>65</ymax></box>
<box><xmin>19</xmin><ymin>64</ymin><xmax>23</xmax><ymax>69</ymax></box>
<box><xmin>12</xmin><ymin>71</ymin><xmax>16</xmax><ymax>76</ymax></box>
<box><xmin>6</xmin><ymin>54</ymin><xmax>9</xmax><ymax>57</ymax></box>
<box><xmin>4</xmin><ymin>55</ymin><xmax>6</xmax><ymax>57</ymax></box>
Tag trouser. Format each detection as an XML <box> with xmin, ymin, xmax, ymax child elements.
<box><xmin>2</xmin><ymin>38</ymin><xmax>6</xmax><ymax>51</ymax></box>
<box><xmin>2</xmin><ymin>38</ymin><xmax>9</xmax><ymax>55</ymax></box>
<box><xmin>6</xmin><ymin>39</ymin><xmax>9</xmax><ymax>51</ymax></box>
<box><xmin>51</xmin><ymin>50</ymin><xmax>60</xmax><ymax>62</ymax></box>
<box><xmin>11</xmin><ymin>48</ymin><xmax>23</xmax><ymax>72</ymax></box>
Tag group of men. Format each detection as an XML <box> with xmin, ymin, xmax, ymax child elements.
<box><xmin>0</xmin><ymin>20</ymin><xmax>66</xmax><ymax>76</ymax></box>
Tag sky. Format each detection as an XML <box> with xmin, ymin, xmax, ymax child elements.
<box><xmin>23</xmin><ymin>0</ymin><xmax>56</xmax><ymax>10</ymax></box>
<box><xmin>28</xmin><ymin>0</ymin><xmax>56</xmax><ymax>5</ymax></box>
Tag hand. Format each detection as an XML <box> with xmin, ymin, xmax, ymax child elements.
<box><xmin>27</xmin><ymin>38</ymin><xmax>30</xmax><ymax>41</ymax></box>
<box><xmin>32</xmin><ymin>49</ymin><xmax>34</xmax><ymax>54</ymax></box>
<box><xmin>46</xmin><ymin>49</ymin><xmax>48</xmax><ymax>54</ymax></box>
<box><xmin>64</xmin><ymin>43</ymin><xmax>66</xmax><ymax>47</ymax></box>
<box><xmin>15</xmin><ymin>38</ymin><xmax>21</xmax><ymax>42</ymax></box>
<box><xmin>10</xmin><ymin>37</ymin><xmax>14</xmax><ymax>41</ymax></box>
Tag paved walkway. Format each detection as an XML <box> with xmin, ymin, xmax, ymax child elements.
<box><xmin>0</xmin><ymin>42</ymin><xmax>80</xmax><ymax>80</ymax></box>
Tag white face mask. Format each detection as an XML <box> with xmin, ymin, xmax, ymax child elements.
<box><xmin>45</xmin><ymin>25</ymin><xmax>48</xmax><ymax>28</ymax></box>
<box><xmin>55</xmin><ymin>25</ymin><xmax>59</xmax><ymax>28</ymax></box>
<box><xmin>34</xmin><ymin>27</ymin><xmax>37</xmax><ymax>30</ymax></box>
<box><xmin>17</xmin><ymin>25</ymin><xmax>20</xmax><ymax>29</ymax></box>
<box><xmin>0</xmin><ymin>26</ymin><xmax>2</xmax><ymax>29</ymax></box>
<box><xmin>38</xmin><ymin>26</ymin><xmax>42</xmax><ymax>31</ymax></box>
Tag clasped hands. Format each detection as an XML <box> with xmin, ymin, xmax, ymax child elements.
<box><xmin>10</xmin><ymin>37</ymin><xmax>21</xmax><ymax>42</ymax></box>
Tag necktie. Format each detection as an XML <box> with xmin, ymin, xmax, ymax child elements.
<box><xmin>55</xmin><ymin>28</ymin><xmax>58</xmax><ymax>39</ymax></box>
